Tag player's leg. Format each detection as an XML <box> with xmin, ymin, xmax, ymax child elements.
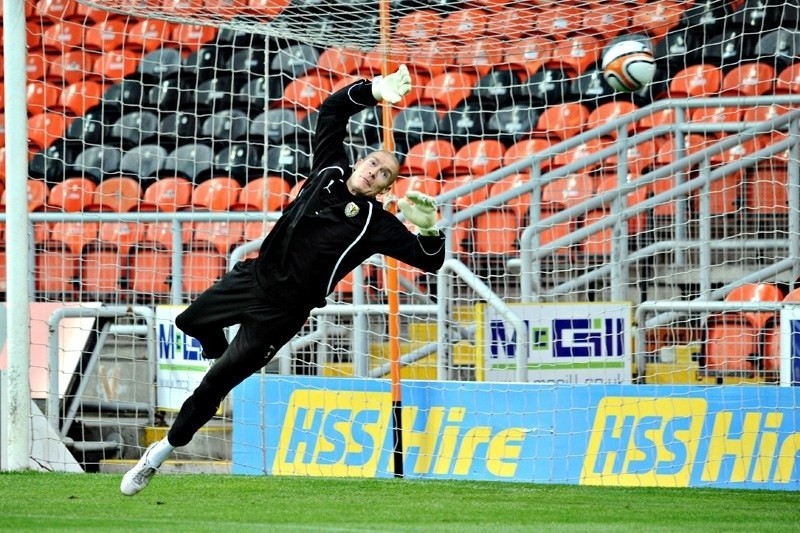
<box><xmin>174</xmin><ymin>258</ymin><xmax>257</xmax><ymax>359</ymax></box>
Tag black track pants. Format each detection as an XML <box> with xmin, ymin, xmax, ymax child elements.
<box><xmin>168</xmin><ymin>259</ymin><xmax>309</xmax><ymax>447</ymax></box>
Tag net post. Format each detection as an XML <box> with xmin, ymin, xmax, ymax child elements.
<box><xmin>2</xmin><ymin>0</ymin><xmax>32</xmax><ymax>471</ymax></box>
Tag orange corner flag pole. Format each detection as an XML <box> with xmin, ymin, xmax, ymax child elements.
<box><xmin>379</xmin><ymin>0</ymin><xmax>403</xmax><ymax>479</ymax></box>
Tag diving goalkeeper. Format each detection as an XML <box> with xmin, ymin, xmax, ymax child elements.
<box><xmin>121</xmin><ymin>64</ymin><xmax>445</xmax><ymax>496</ymax></box>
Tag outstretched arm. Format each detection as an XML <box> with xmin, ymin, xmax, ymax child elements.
<box><xmin>311</xmin><ymin>65</ymin><xmax>411</xmax><ymax>173</ymax></box>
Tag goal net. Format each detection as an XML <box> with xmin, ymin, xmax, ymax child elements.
<box><xmin>6</xmin><ymin>0</ymin><xmax>800</xmax><ymax>487</ymax></box>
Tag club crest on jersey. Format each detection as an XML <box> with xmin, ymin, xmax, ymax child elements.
<box><xmin>345</xmin><ymin>202</ymin><xmax>360</xmax><ymax>217</ymax></box>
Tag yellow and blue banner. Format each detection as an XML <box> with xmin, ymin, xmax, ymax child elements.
<box><xmin>232</xmin><ymin>376</ymin><xmax>800</xmax><ymax>490</ymax></box>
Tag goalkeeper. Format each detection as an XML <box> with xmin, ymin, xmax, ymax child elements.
<box><xmin>121</xmin><ymin>64</ymin><xmax>445</xmax><ymax>496</ymax></box>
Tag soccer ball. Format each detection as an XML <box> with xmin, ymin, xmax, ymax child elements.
<box><xmin>601</xmin><ymin>40</ymin><xmax>656</xmax><ymax>93</ymax></box>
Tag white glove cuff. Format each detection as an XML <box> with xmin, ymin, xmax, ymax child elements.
<box><xmin>371</xmin><ymin>76</ymin><xmax>384</xmax><ymax>101</ymax></box>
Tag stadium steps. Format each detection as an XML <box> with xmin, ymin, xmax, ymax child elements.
<box><xmin>99</xmin><ymin>458</ymin><xmax>232</xmax><ymax>475</ymax></box>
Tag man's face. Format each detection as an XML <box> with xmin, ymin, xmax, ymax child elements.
<box><xmin>346</xmin><ymin>151</ymin><xmax>399</xmax><ymax>197</ymax></box>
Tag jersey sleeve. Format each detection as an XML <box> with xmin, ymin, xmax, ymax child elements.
<box><xmin>369</xmin><ymin>211</ymin><xmax>446</xmax><ymax>273</ymax></box>
<box><xmin>311</xmin><ymin>79</ymin><xmax>378</xmax><ymax>173</ymax></box>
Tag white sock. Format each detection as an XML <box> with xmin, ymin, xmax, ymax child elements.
<box><xmin>146</xmin><ymin>437</ymin><xmax>175</xmax><ymax>468</ymax></box>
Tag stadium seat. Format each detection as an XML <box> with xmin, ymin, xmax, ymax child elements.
<box><xmin>128</xmin><ymin>249</ymin><xmax>172</xmax><ymax>297</ymax></box>
<box><xmin>402</xmin><ymin>140</ymin><xmax>456</xmax><ymax>178</ymax></box>
<box><xmin>36</xmin><ymin>247</ymin><xmax>78</xmax><ymax>296</ymax></box>
<box><xmin>26</xmin><ymin>53</ymin><xmax>48</xmax><ymax>82</ymax></box>
<box><xmin>776</xmin><ymin>62</ymin><xmax>800</xmax><ymax>93</ymax></box>
<box><xmin>83</xmin><ymin>19</ymin><xmax>128</xmax><ymax>52</ymax></box>
<box><xmin>226</xmin><ymin>47</ymin><xmax>270</xmax><ymax>80</ymax></box>
<box><xmin>419</xmin><ymin>71</ymin><xmax>476</xmax><ymax>114</ymax></box>
<box><xmin>80</xmin><ymin>247</ymin><xmax>126</xmax><ymax>297</ymax></box>
<box><xmin>199</xmin><ymin>109</ymin><xmax>249</xmax><ymax>144</ymax></box>
<box><xmin>439</xmin><ymin>6</ymin><xmax>488</xmax><ymax>40</ymax></box>
<box><xmin>270</xmin><ymin>43</ymin><xmax>320</xmax><ymax>79</ymax></box>
<box><xmin>59</xmin><ymin>81</ymin><xmax>103</xmax><ymax>117</ymax></box>
<box><xmin>595</xmin><ymin>175</ymin><xmax>649</xmax><ymax>234</ymax></box>
<box><xmin>487</xmin><ymin>105</ymin><xmax>541</xmax><ymax>146</ymax></box>
<box><xmin>93</xmin><ymin>49</ymin><xmax>140</xmax><ymax>80</ymax></box>
<box><xmin>119</xmin><ymin>145</ymin><xmax>169</xmax><ymax>185</ymax></box>
<box><xmin>137</xmin><ymin>46</ymin><xmax>183</xmax><ymax>82</ymax></box>
<box><xmin>182</xmin><ymin>45</ymin><xmax>232</xmax><ymax>83</ymax></box>
<box><xmin>542</xmin><ymin>173</ymin><xmax>595</xmax><ymax>211</ymax></box>
<box><xmin>29</xmin><ymin>138</ymin><xmax>82</xmax><ymax>182</ymax></box>
<box><xmin>49</xmin><ymin>51</ymin><xmax>96</xmax><ymax>85</ymax></box>
<box><xmin>393</xmin><ymin>175</ymin><xmax>442</xmax><ymax>200</ymax></box>
<box><xmin>472</xmin><ymin>210</ymin><xmax>519</xmax><ymax>256</ymax></box>
<box><xmin>47</xmin><ymin>177</ymin><xmax>97</xmax><ymax>212</ymax></box>
<box><xmin>746</xmin><ymin>167</ymin><xmax>788</xmax><ymax>214</ymax></box>
<box><xmin>725</xmin><ymin>282</ymin><xmax>784</xmax><ymax>330</ymax></box>
<box><xmin>701</xmin><ymin>29</ymin><xmax>756</xmax><ymax>69</ymax></box>
<box><xmin>582</xmin><ymin>3</ymin><xmax>630</xmax><ymax>40</ymax></box>
<box><xmin>87</xmin><ymin>176</ymin><xmax>143</xmax><ymax>213</ymax></box>
<box><xmin>191</xmin><ymin>177</ymin><xmax>241</xmax><ymax>211</ymax></box>
<box><xmin>603</xmin><ymin>139</ymin><xmax>659</xmax><ymax>177</ymax></box>
<box><xmin>127</xmin><ymin>19</ymin><xmax>175</xmax><ymax>53</ymax></box>
<box><xmin>631</xmin><ymin>1</ymin><xmax>684</xmax><ymax>39</ymax></box>
<box><xmin>189</xmin><ymin>77</ymin><xmax>239</xmax><ymax>114</ymax></box>
<box><xmin>512</xmin><ymin>67</ymin><xmax>571</xmax><ymax>106</ymax></box>
<box><xmin>47</xmin><ymin>221</ymin><xmax>99</xmax><ymax>255</ymax></box>
<box><xmin>316</xmin><ymin>46</ymin><xmax>363</xmax><ymax>79</ymax></box>
<box><xmin>35</xmin><ymin>0</ymin><xmax>77</xmax><ymax>21</ymax></box>
<box><xmin>5</xmin><ymin>179</ymin><xmax>49</xmax><ymax>213</ymax></box>
<box><xmin>756</xmin><ymin>28</ymin><xmax>800</xmax><ymax>71</ymax></box>
<box><xmin>189</xmin><ymin>220</ymin><xmax>245</xmax><ymax>255</ymax></box>
<box><xmin>503</xmin><ymin>138</ymin><xmax>555</xmax><ymax>173</ymax></box>
<box><xmin>451</xmin><ymin>139</ymin><xmax>505</xmax><ymax>177</ymax></box>
<box><xmin>654</xmin><ymin>134</ymin><xmax>711</xmax><ymax>167</ymax></box>
<box><xmin>282</xmin><ymin>74</ymin><xmax>333</xmax><ymax>117</ymax></box>
<box><xmin>471</xmin><ymin>70</ymin><xmax>518</xmax><ymax>112</ymax></box>
<box><xmin>110</xmin><ymin>111</ymin><xmax>161</xmax><ymax>148</ymax></box>
<box><xmin>394</xmin><ymin>105</ymin><xmax>440</xmax><ymax>149</ymax></box>
<box><xmin>440</xmin><ymin>175</ymin><xmax>489</xmax><ymax>212</ymax></box>
<box><xmin>553</xmin><ymin>138</ymin><xmax>613</xmax><ymax>172</ymax></box>
<box><xmin>437</xmin><ymin>102</ymin><xmax>487</xmax><ymax>148</ymax></box>
<box><xmin>42</xmin><ymin>20</ymin><xmax>84</xmax><ymax>52</ymax></box>
<box><xmin>213</xmin><ymin>143</ymin><xmax>262</xmax><ymax>183</ymax></box>
<box><xmin>26</xmin><ymin>81</ymin><xmax>60</xmax><ymax>116</ymax></box>
<box><xmin>404</xmin><ymin>40</ymin><xmax>456</xmax><ymax>79</ymax></box>
<box><xmin>182</xmin><ymin>249</ymin><xmax>226</xmax><ymax>295</ymax></box>
<box><xmin>235</xmin><ymin>176</ymin><xmax>291</xmax><ymax>212</ymax></box>
<box><xmin>98</xmin><ymin>221</ymin><xmax>146</xmax><ymax>257</ymax></box>
<box><xmin>581</xmin><ymin>209</ymin><xmax>614</xmax><ymax>258</ymax></box>
<box><xmin>548</xmin><ymin>35</ymin><xmax>603</xmax><ymax>77</ymax></box>
<box><xmin>263</xmin><ymin>143</ymin><xmax>311</xmax><ymax>179</ymax></box>
<box><xmin>537</xmin><ymin>5</ymin><xmax>583</xmax><ymax>38</ymax></box>
<box><xmin>394</xmin><ymin>8</ymin><xmax>442</xmax><ymax>43</ymax></box>
<box><xmin>163</xmin><ymin>144</ymin><xmax>214</xmax><ymax>182</ymax></box>
<box><xmin>140</xmin><ymin>177</ymin><xmax>193</xmax><ymax>212</ymax></box>
<box><xmin>586</xmin><ymin>101</ymin><xmax>639</xmax><ymax>141</ymax></box>
<box><xmin>689</xmin><ymin>106</ymin><xmax>744</xmax><ymax>137</ymax></box>
<box><xmin>65</xmin><ymin>107</ymin><xmax>117</xmax><ymax>146</ymax></box>
<box><xmin>702</xmin><ymin>313</ymin><xmax>760</xmax><ymax>374</ymax></box>
<box><xmin>455</xmin><ymin>38</ymin><xmax>505</xmax><ymax>78</ymax></box>
<box><xmin>71</xmin><ymin>146</ymin><xmax>123</xmax><ymax>183</ymax></box>
<box><xmin>171</xmin><ymin>23</ymin><xmax>218</xmax><ymax>52</ymax></box>
<box><xmin>668</xmin><ymin>64</ymin><xmax>722</xmax><ymax>98</ymax></box>
<box><xmin>721</xmin><ymin>62</ymin><xmax>775</xmax><ymax>96</ymax></box>
<box><xmin>533</xmin><ymin>102</ymin><xmax>590</xmax><ymax>142</ymax></box>
<box><xmin>102</xmin><ymin>79</ymin><xmax>148</xmax><ymax>113</ymax></box>
<box><xmin>489</xmin><ymin>173</ymin><xmax>530</xmax><ymax>223</ymax></box>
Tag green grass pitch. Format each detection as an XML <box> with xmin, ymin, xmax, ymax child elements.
<box><xmin>1</xmin><ymin>472</ymin><xmax>798</xmax><ymax>531</ymax></box>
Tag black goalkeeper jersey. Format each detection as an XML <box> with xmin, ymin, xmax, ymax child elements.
<box><xmin>255</xmin><ymin>79</ymin><xmax>445</xmax><ymax>309</ymax></box>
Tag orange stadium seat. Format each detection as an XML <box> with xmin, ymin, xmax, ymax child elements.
<box><xmin>637</xmin><ymin>108</ymin><xmax>676</xmax><ymax>134</ymax></box>
<box><xmin>282</xmin><ymin>74</ymin><xmax>333</xmax><ymax>117</ymax></box>
<box><xmin>87</xmin><ymin>177</ymin><xmax>143</xmax><ymax>213</ymax></box>
<box><xmin>127</xmin><ymin>19</ymin><xmax>175</xmax><ymax>53</ymax></box>
<box><xmin>36</xmin><ymin>0</ymin><xmax>78</xmax><ymax>21</ymax></box>
<box><xmin>405</xmin><ymin>39</ymin><xmax>457</xmax><ymax>79</ymax></box>
<box><xmin>420</xmin><ymin>71</ymin><xmax>476</xmax><ymax>113</ymax></box>
<box><xmin>746</xmin><ymin>167</ymin><xmax>788</xmax><ymax>214</ymax></box>
<box><xmin>316</xmin><ymin>47</ymin><xmax>363</xmax><ymax>79</ymax></box>
<box><xmin>595</xmin><ymin>175</ymin><xmax>649</xmax><ymax>234</ymax></box>
<box><xmin>440</xmin><ymin>175</ymin><xmax>489</xmax><ymax>211</ymax></box>
<box><xmin>48</xmin><ymin>221</ymin><xmax>99</xmax><ymax>255</ymax></box>
<box><xmin>472</xmin><ymin>210</ymin><xmax>519</xmax><ymax>256</ymax></box>
<box><xmin>631</xmin><ymin>1</ymin><xmax>684</xmax><ymax>39</ymax></box>
<box><xmin>392</xmin><ymin>175</ymin><xmax>442</xmax><ymax>199</ymax></box>
<box><xmin>19</xmin><ymin>179</ymin><xmax>50</xmax><ymax>213</ymax></box>
<box><xmin>190</xmin><ymin>220</ymin><xmax>245</xmax><ymax>255</ymax></box>
<box><xmin>28</xmin><ymin>113</ymin><xmax>67</xmax><ymax>152</ymax></box>
<box><xmin>191</xmin><ymin>177</ymin><xmax>242</xmax><ymax>211</ymax></box>
<box><xmin>41</xmin><ymin>20</ymin><xmax>84</xmax><ymax>52</ymax></box>
<box><xmin>603</xmin><ymin>139</ymin><xmax>659</xmax><ymax>177</ymax></box>
<box><xmin>553</xmin><ymin>138</ymin><xmax>612</xmax><ymax>172</ymax></box>
<box><xmin>235</xmin><ymin>176</ymin><xmax>291</xmax><ymax>212</ymax></box>
<box><xmin>669</xmin><ymin>64</ymin><xmax>722</xmax><ymax>97</ymax></box>
<box><xmin>98</xmin><ymin>221</ymin><xmax>146</xmax><ymax>257</ymax></box>
<box><xmin>83</xmin><ymin>19</ymin><xmax>128</xmax><ymax>52</ymax></box>
<box><xmin>26</xmin><ymin>53</ymin><xmax>48</xmax><ymax>82</ymax></box>
<box><xmin>129</xmin><ymin>249</ymin><xmax>172</xmax><ymax>297</ymax></box>
<box><xmin>93</xmin><ymin>49</ymin><xmax>140</xmax><ymax>80</ymax></box>
<box><xmin>36</xmin><ymin>247</ymin><xmax>78</xmax><ymax>295</ymax></box>
<box><xmin>394</xmin><ymin>8</ymin><xmax>442</xmax><ymax>43</ymax></box>
<box><xmin>533</xmin><ymin>102</ymin><xmax>591</xmax><ymax>142</ymax></box>
<box><xmin>26</xmin><ymin>81</ymin><xmax>61</xmax><ymax>116</ymax></box>
<box><xmin>49</xmin><ymin>50</ymin><xmax>98</xmax><ymax>84</ymax></box>
<box><xmin>503</xmin><ymin>138</ymin><xmax>555</xmax><ymax>172</ymax></box>
<box><xmin>74</xmin><ymin>1</ymin><xmax>113</xmax><ymax>23</ymax></box>
<box><xmin>141</xmin><ymin>177</ymin><xmax>193</xmax><ymax>212</ymax></box>
<box><xmin>403</xmin><ymin>140</ymin><xmax>456</xmax><ymax>178</ymax></box>
<box><xmin>654</xmin><ymin>133</ymin><xmax>711</xmax><ymax>166</ymax></box>
<box><xmin>451</xmin><ymin>140</ymin><xmax>505</xmax><ymax>177</ymax></box>
<box><xmin>80</xmin><ymin>246</ymin><xmax>127</xmax><ymax>297</ymax></box>
<box><xmin>489</xmin><ymin>173</ymin><xmax>530</xmax><ymax>222</ymax></box>
<box><xmin>583</xmin><ymin>3</ymin><xmax>630</xmax><ymax>39</ymax></box>
<box><xmin>581</xmin><ymin>209</ymin><xmax>614</xmax><ymax>258</ymax></box>
<box><xmin>182</xmin><ymin>249</ymin><xmax>226</xmax><ymax>295</ymax></box>
<box><xmin>726</xmin><ymin>282</ymin><xmax>784</xmax><ymax>329</ymax></box>
<box><xmin>537</xmin><ymin>5</ymin><xmax>584</xmax><ymax>39</ymax></box>
<box><xmin>542</xmin><ymin>173</ymin><xmax>595</xmax><ymax>211</ymax></box>
<box><xmin>485</xmin><ymin>6</ymin><xmax>540</xmax><ymax>42</ymax></box>
<box><xmin>703</xmin><ymin>313</ymin><xmax>760</xmax><ymax>374</ymax></box>
<box><xmin>721</xmin><ymin>61</ymin><xmax>775</xmax><ymax>96</ymax></box>
<box><xmin>171</xmin><ymin>23</ymin><xmax>218</xmax><ymax>52</ymax></box>
<box><xmin>549</xmin><ymin>35</ymin><xmax>603</xmax><ymax>77</ymax></box>
<box><xmin>47</xmin><ymin>177</ymin><xmax>97</xmax><ymax>212</ymax></box>
<box><xmin>504</xmin><ymin>36</ymin><xmax>556</xmax><ymax>79</ymax></box>
<box><xmin>586</xmin><ymin>101</ymin><xmax>639</xmax><ymax>141</ymax></box>
<box><xmin>455</xmin><ymin>38</ymin><xmax>505</xmax><ymax>77</ymax></box>
<box><xmin>59</xmin><ymin>81</ymin><xmax>103</xmax><ymax>116</ymax></box>
<box><xmin>776</xmin><ymin>62</ymin><xmax>800</xmax><ymax>93</ymax></box>
<box><xmin>689</xmin><ymin>105</ymin><xmax>744</xmax><ymax>137</ymax></box>
<box><xmin>439</xmin><ymin>7</ymin><xmax>489</xmax><ymax>41</ymax></box>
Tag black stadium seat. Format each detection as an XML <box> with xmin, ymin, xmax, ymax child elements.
<box><xmin>29</xmin><ymin>139</ymin><xmax>82</xmax><ymax>182</ymax></box>
<box><xmin>270</xmin><ymin>43</ymin><xmax>320</xmax><ymax>79</ymax></box>
<box><xmin>102</xmin><ymin>79</ymin><xmax>149</xmax><ymax>113</ymax></box>
<box><xmin>235</xmin><ymin>76</ymin><xmax>284</xmax><ymax>111</ymax></box>
<box><xmin>200</xmin><ymin>109</ymin><xmax>250</xmax><ymax>143</ymax></box>
<box><xmin>164</xmin><ymin>143</ymin><xmax>214</xmax><ymax>182</ymax></box>
<box><xmin>570</xmin><ymin>67</ymin><xmax>615</xmax><ymax>108</ymax></box>
<box><xmin>438</xmin><ymin>102</ymin><xmax>489</xmax><ymax>148</ymax></box>
<box><xmin>71</xmin><ymin>145</ymin><xmax>123</xmax><ymax>182</ymax></box>
<box><xmin>471</xmin><ymin>70</ymin><xmax>517</xmax><ymax>111</ymax></box>
<box><xmin>654</xmin><ymin>28</ymin><xmax>702</xmax><ymax>73</ymax></box>
<box><xmin>213</xmin><ymin>142</ymin><xmax>262</xmax><ymax>183</ymax></box>
<box><xmin>146</xmin><ymin>76</ymin><xmax>186</xmax><ymax>112</ymax></box>
<box><xmin>182</xmin><ymin>45</ymin><xmax>233</xmax><ymax>83</ymax></box>
<box><xmin>250</xmin><ymin>109</ymin><xmax>301</xmax><ymax>144</ymax></box>
<box><xmin>137</xmin><ymin>46</ymin><xmax>182</xmax><ymax>82</ymax></box>
<box><xmin>226</xmin><ymin>47</ymin><xmax>269</xmax><ymax>78</ymax></box>
<box><xmin>159</xmin><ymin>112</ymin><xmax>200</xmax><ymax>149</ymax></box>
<box><xmin>347</xmin><ymin>107</ymin><xmax>382</xmax><ymax>146</ymax></box>
<box><xmin>487</xmin><ymin>104</ymin><xmax>541</xmax><ymax>146</ymax></box>
<box><xmin>64</xmin><ymin>107</ymin><xmax>118</xmax><ymax>145</ymax></box>
<box><xmin>681</xmin><ymin>0</ymin><xmax>729</xmax><ymax>33</ymax></box>
<box><xmin>393</xmin><ymin>105</ymin><xmax>440</xmax><ymax>151</ymax></box>
<box><xmin>756</xmin><ymin>28</ymin><xmax>800</xmax><ymax>69</ymax></box>
<box><xmin>264</xmin><ymin>143</ymin><xmax>311</xmax><ymax>180</ymax></box>
<box><xmin>701</xmin><ymin>29</ymin><xmax>758</xmax><ymax>69</ymax></box>
<box><xmin>512</xmin><ymin>67</ymin><xmax>571</xmax><ymax>106</ymax></box>
<box><xmin>190</xmin><ymin>76</ymin><xmax>239</xmax><ymax>113</ymax></box>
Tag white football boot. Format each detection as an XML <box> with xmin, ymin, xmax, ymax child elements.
<box><xmin>120</xmin><ymin>443</ymin><xmax>160</xmax><ymax>496</ymax></box>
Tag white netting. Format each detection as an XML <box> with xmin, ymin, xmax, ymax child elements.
<box><xmin>6</xmin><ymin>0</ymin><xmax>800</xmax><ymax>483</ymax></box>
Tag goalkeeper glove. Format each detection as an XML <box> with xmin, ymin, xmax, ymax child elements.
<box><xmin>398</xmin><ymin>191</ymin><xmax>439</xmax><ymax>236</ymax></box>
<box><xmin>371</xmin><ymin>64</ymin><xmax>412</xmax><ymax>104</ymax></box>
